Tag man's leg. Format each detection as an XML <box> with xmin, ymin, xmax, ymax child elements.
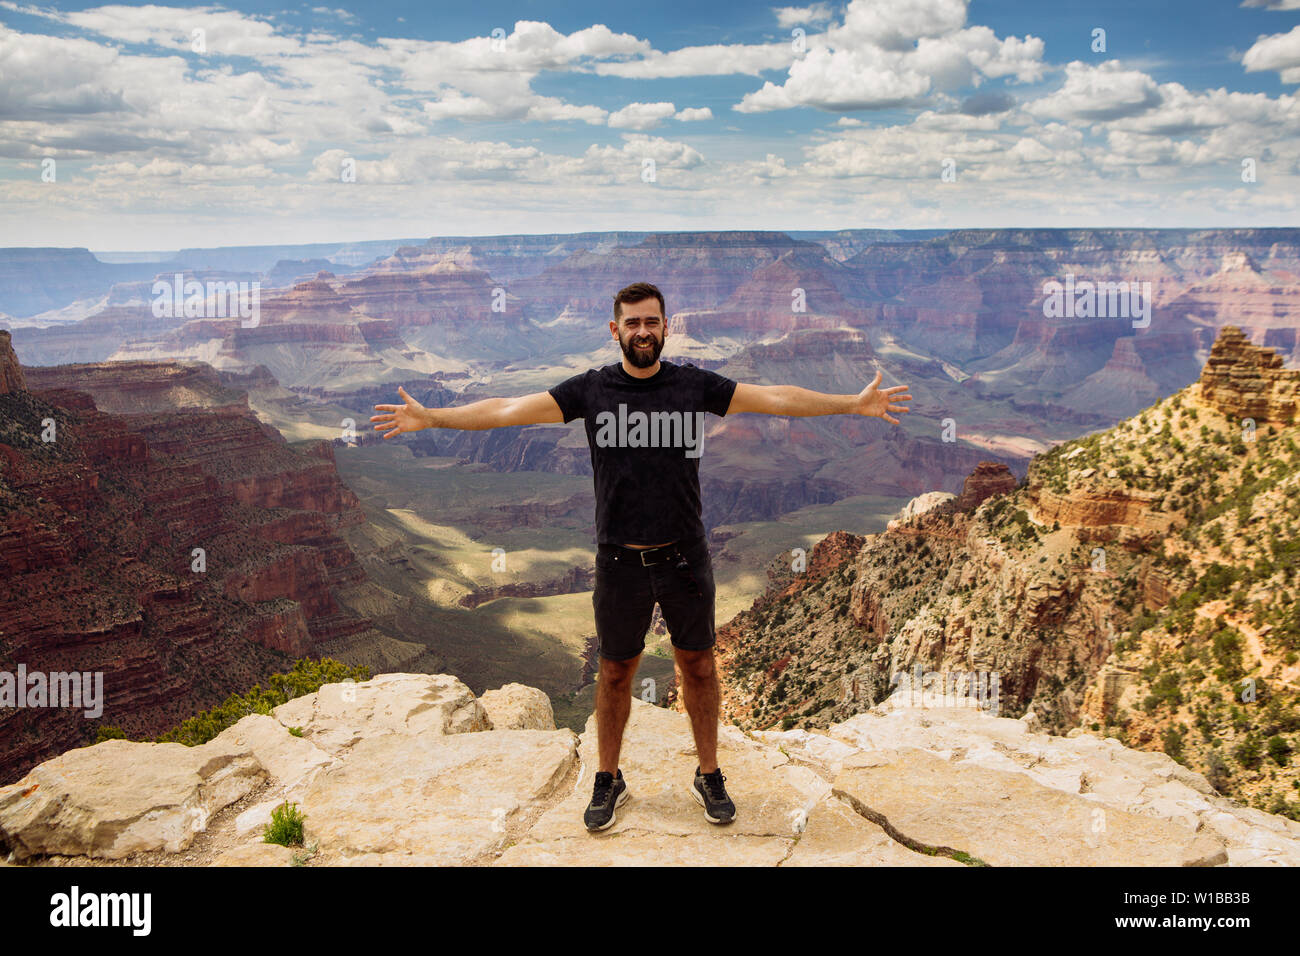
<box><xmin>674</xmin><ymin>646</ymin><xmax>719</xmax><ymax>774</ymax></box>
<box><xmin>595</xmin><ymin>653</ymin><xmax>641</xmax><ymax>774</ymax></box>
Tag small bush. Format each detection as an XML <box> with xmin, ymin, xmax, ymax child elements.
<box><xmin>93</xmin><ymin>725</ymin><xmax>128</xmax><ymax>744</ymax></box>
<box><xmin>264</xmin><ymin>801</ymin><xmax>306</xmax><ymax>847</ymax></box>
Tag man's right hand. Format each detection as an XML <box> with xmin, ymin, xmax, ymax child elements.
<box><xmin>371</xmin><ymin>386</ymin><xmax>430</xmax><ymax>439</ymax></box>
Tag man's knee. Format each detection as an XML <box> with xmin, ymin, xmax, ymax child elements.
<box><xmin>675</xmin><ymin>647</ymin><xmax>715</xmax><ymax>682</ymax></box>
<box><xmin>598</xmin><ymin>654</ymin><xmax>641</xmax><ymax>690</ymax></box>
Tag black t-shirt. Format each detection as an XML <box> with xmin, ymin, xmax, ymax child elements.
<box><xmin>548</xmin><ymin>360</ymin><xmax>738</xmax><ymax>546</ymax></box>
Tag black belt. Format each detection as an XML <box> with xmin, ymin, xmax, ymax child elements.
<box><xmin>603</xmin><ymin>540</ymin><xmax>682</xmax><ymax>567</ymax></box>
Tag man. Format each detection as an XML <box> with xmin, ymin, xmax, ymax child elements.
<box><xmin>370</xmin><ymin>281</ymin><xmax>912</xmax><ymax>833</ymax></box>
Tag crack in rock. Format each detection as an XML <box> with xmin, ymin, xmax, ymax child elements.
<box><xmin>831</xmin><ymin>787</ymin><xmax>989</xmax><ymax>866</ymax></box>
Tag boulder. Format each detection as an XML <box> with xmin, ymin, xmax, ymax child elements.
<box><xmin>0</xmin><ymin>737</ymin><xmax>263</xmax><ymax>860</ymax></box>
<box><xmin>479</xmin><ymin>683</ymin><xmax>556</xmax><ymax>731</ymax></box>
<box><xmin>301</xmin><ymin>728</ymin><xmax>578</xmax><ymax>865</ymax></box>
<box><xmin>272</xmin><ymin>673</ymin><xmax>489</xmax><ymax>756</ymax></box>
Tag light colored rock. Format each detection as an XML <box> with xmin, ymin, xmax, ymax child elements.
<box><xmin>7</xmin><ymin>672</ymin><xmax>1299</xmax><ymax>867</ymax></box>
<box><xmin>753</xmin><ymin>728</ymin><xmax>860</xmax><ymax>776</ymax></box>
<box><xmin>832</xmin><ymin>746</ymin><xmax>1228</xmax><ymax>866</ymax></box>
<box><xmin>214</xmin><ymin>714</ymin><xmax>335</xmax><ymax>788</ymax></box>
<box><xmin>301</xmin><ymin>728</ymin><xmax>578</xmax><ymax>865</ymax></box>
<box><xmin>828</xmin><ymin>704</ymin><xmax>1300</xmax><ymax>864</ymax></box>
<box><xmin>783</xmin><ymin>796</ymin><xmax>964</xmax><ymax>867</ymax></box>
<box><xmin>0</xmin><ymin>737</ymin><xmax>264</xmax><ymax>860</ymax></box>
<box><xmin>479</xmin><ymin>683</ymin><xmax>556</xmax><ymax>731</ymax></box>
<box><xmin>272</xmin><ymin>673</ymin><xmax>489</xmax><ymax>756</ymax></box>
<box><xmin>211</xmin><ymin>842</ymin><xmax>297</xmax><ymax>867</ymax></box>
<box><xmin>887</xmin><ymin>491</ymin><xmax>956</xmax><ymax>531</ymax></box>
<box><xmin>497</xmin><ymin>700</ymin><xmax>820</xmax><ymax>866</ymax></box>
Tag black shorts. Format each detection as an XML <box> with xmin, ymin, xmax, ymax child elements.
<box><xmin>592</xmin><ymin>533</ymin><xmax>717</xmax><ymax>661</ymax></box>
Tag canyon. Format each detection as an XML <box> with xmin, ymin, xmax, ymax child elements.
<box><xmin>713</xmin><ymin>325</ymin><xmax>1300</xmax><ymax>820</ymax></box>
<box><xmin>10</xmin><ymin>229</ymin><xmax>1300</xmax><ymax>527</ymax></box>
<box><xmin>0</xmin><ymin>333</ymin><xmax>427</xmax><ymax>784</ymax></box>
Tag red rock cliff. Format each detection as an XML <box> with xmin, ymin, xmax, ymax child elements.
<box><xmin>0</xmin><ymin>350</ymin><xmax>385</xmax><ymax>785</ymax></box>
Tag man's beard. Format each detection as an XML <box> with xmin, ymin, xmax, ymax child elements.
<box><xmin>620</xmin><ymin>330</ymin><xmax>664</xmax><ymax>368</ymax></box>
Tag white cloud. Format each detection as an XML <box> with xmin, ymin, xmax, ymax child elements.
<box><xmin>1025</xmin><ymin>61</ymin><xmax>1162</xmax><ymax>122</ymax></box>
<box><xmin>737</xmin><ymin>46</ymin><xmax>934</xmax><ymax>111</ymax></box>
<box><xmin>736</xmin><ymin>0</ymin><xmax>1044</xmax><ymax>113</ymax></box>
<box><xmin>593</xmin><ymin>42</ymin><xmax>793</xmax><ymax>78</ymax></box>
<box><xmin>828</xmin><ymin>0</ymin><xmax>968</xmax><ymax>51</ymax></box>
<box><xmin>608</xmin><ymin>102</ymin><xmax>679</xmax><ymax>130</ymax></box>
<box><xmin>774</xmin><ymin>4</ymin><xmax>834</xmax><ymax>29</ymax></box>
<box><xmin>1243</xmin><ymin>24</ymin><xmax>1300</xmax><ymax>82</ymax></box>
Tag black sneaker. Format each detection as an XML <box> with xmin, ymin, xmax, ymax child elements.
<box><xmin>691</xmin><ymin>765</ymin><xmax>736</xmax><ymax>824</ymax></box>
<box><xmin>584</xmin><ymin>768</ymin><xmax>629</xmax><ymax>831</ymax></box>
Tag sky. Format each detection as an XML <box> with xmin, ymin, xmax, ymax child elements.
<box><xmin>1</xmin><ymin>0</ymin><xmax>1298</xmax><ymax>250</ymax></box>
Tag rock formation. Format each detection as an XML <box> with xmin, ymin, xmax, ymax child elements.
<box><xmin>0</xmin><ymin>330</ymin><xmax>25</xmax><ymax>394</ymax></box>
<box><xmin>1194</xmin><ymin>324</ymin><xmax>1298</xmax><ymax>425</ymax></box>
<box><xmin>953</xmin><ymin>460</ymin><xmax>1018</xmax><ymax>512</ymax></box>
<box><xmin>713</xmin><ymin>325</ymin><xmax>1300</xmax><ymax>820</ymax></box>
<box><xmin>0</xmin><ymin>342</ymin><xmax>422</xmax><ymax>784</ymax></box>
<box><xmin>1</xmin><ymin>673</ymin><xmax>1296</xmax><ymax>866</ymax></box>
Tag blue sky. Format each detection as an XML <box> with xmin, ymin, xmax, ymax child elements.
<box><xmin>1</xmin><ymin>0</ymin><xmax>1298</xmax><ymax>249</ymax></box>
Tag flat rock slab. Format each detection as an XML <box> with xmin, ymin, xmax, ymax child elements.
<box><xmin>832</xmin><ymin>747</ymin><xmax>1228</xmax><ymax>866</ymax></box>
<box><xmin>273</xmin><ymin>673</ymin><xmax>489</xmax><ymax>757</ymax></box>
<box><xmin>830</xmin><ymin>706</ymin><xmax>1300</xmax><ymax>865</ymax></box>
<box><xmin>0</xmin><ymin>738</ymin><xmax>264</xmax><ymax>860</ymax></box>
<box><xmin>211</xmin><ymin>842</ymin><xmax>297</xmax><ymax>867</ymax></box>
<box><xmin>497</xmin><ymin>699</ymin><xmax>932</xmax><ymax>866</ymax></box>
<box><xmin>783</xmin><ymin>796</ymin><xmax>964</xmax><ymax>867</ymax></box>
<box><xmin>301</xmin><ymin>728</ymin><xmax>577</xmax><ymax>865</ymax></box>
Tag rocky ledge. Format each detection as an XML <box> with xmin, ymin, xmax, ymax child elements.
<box><xmin>2</xmin><ymin>673</ymin><xmax>1297</xmax><ymax>867</ymax></box>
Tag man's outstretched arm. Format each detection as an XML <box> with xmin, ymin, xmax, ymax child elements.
<box><xmin>726</xmin><ymin>370</ymin><xmax>912</xmax><ymax>425</ymax></box>
<box><xmin>371</xmin><ymin>387</ymin><xmax>564</xmax><ymax>439</ymax></box>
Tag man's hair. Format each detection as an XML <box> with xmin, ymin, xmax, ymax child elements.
<box><xmin>613</xmin><ymin>282</ymin><xmax>665</xmax><ymax>324</ymax></box>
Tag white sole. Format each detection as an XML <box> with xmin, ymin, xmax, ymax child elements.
<box><xmin>586</xmin><ymin>784</ymin><xmax>630</xmax><ymax>832</ymax></box>
<box><xmin>691</xmin><ymin>779</ymin><xmax>735</xmax><ymax>824</ymax></box>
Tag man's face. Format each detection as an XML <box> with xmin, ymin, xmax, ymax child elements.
<box><xmin>613</xmin><ymin>299</ymin><xmax>665</xmax><ymax>368</ymax></box>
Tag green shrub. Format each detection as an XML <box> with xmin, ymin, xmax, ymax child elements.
<box><xmin>157</xmin><ymin>658</ymin><xmax>370</xmax><ymax>746</ymax></box>
<box><xmin>264</xmin><ymin>801</ymin><xmax>305</xmax><ymax>847</ymax></box>
<box><xmin>93</xmin><ymin>725</ymin><xmax>128</xmax><ymax>744</ymax></box>
<box><xmin>1234</xmin><ymin>734</ymin><xmax>1264</xmax><ymax>770</ymax></box>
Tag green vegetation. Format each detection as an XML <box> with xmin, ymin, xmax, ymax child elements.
<box><xmin>153</xmin><ymin>658</ymin><xmax>370</xmax><ymax>747</ymax></box>
<box><xmin>263</xmin><ymin>801</ymin><xmax>306</xmax><ymax>847</ymax></box>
